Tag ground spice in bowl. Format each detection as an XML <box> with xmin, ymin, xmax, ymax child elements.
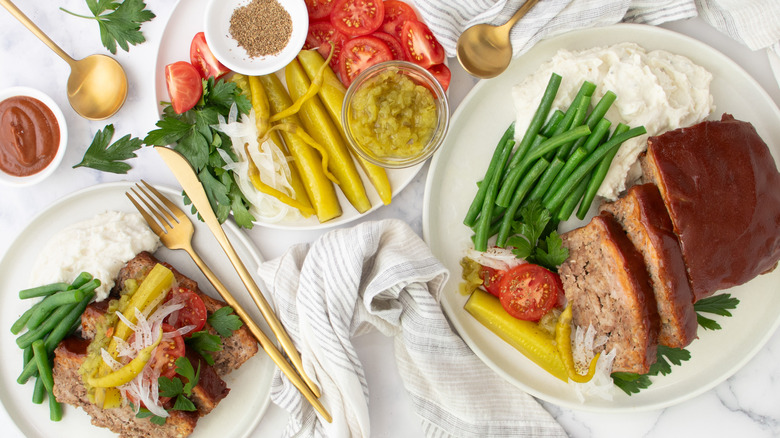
<box><xmin>229</xmin><ymin>0</ymin><xmax>292</xmax><ymax>58</ymax></box>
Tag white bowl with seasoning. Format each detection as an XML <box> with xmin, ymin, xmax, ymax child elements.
<box><xmin>0</xmin><ymin>86</ymin><xmax>68</xmax><ymax>187</ymax></box>
<box><xmin>204</xmin><ymin>0</ymin><xmax>308</xmax><ymax>76</ymax></box>
<box><xmin>342</xmin><ymin>61</ymin><xmax>450</xmax><ymax>169</ymax></box>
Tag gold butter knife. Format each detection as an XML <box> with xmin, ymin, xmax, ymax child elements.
<box><xmin>155</xmin><ymin>146</ymin><xmax>328</xmax><ymax>420</ymax></box>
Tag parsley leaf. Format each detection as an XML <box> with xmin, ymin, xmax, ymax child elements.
<box><xmin>611</xmin><ymin>372</ymin><xmax>652</xmax><ymax>395</ymax></box>
<box><xmin>144</xmin><ymin>78</ymin><xmax>255</xmax><ymax>228</ymax></box>
<box><xmin>505</xmin><ymin>200</ymin><xmax>568</xmax><ymax>271</ymax></box>
<box><xmin>157</xmin><ymin>357</ymin><xmax>200</xmax><ymax>412</ymax></box>
<box><xmin>208</xmin><ymin>306</ymin><xmax>244</xmax><ymax>338</ymax></box>
<box><xmin>60</xmin><ymin>0</ymin><xmax>155</xmax><ymax>54</ymax></box>
<box><xmin>132</xmin><ymin>404</ymin><xmax>166</xmax><ymax>425</ymax></box>
<box><xmin>73</xmin><ymin>124</ymin><xmax>143</xmax><ymax>174</ymax></box>
<box><xmin>694</xmin><ymin>293</ymin><xmax>739</xmax><ymax>331</ymax></box>
<box><xmin>535</xmin><ymin>231</ymin><xmax>569</xmax><ymax>269</ymax></box>
<box><xmin>185</xmin><ymin>331</ymin><xmax>222</xmax><ymax>366</ymax></box>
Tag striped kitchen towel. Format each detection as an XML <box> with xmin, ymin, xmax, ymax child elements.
<box><xmin>410</xmin><ymin>0</ymin><xmax>779</xmax><ymax>59</ymax></box>
<box><xmin>257</xmin><ymin>219</ymin><xmax>567</xmax><ymax>438</ymax></box>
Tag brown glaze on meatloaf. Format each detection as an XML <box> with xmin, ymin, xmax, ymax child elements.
<box><xmin>642</xmin><ymin>114</ymin><xmax>780</xmax><ymax>300</ymax></box>
<box><xmin>559</xmin><ymin>213</ymin><xmax>660</xmax><ymax>374</ymax></box>
<box><xmin>602</xmin><ymin>183</ymin><xmax>697</xmax><ymax>348</ymax></box>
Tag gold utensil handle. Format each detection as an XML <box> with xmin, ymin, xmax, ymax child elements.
<box><xmin>0</xmin><ymin>0</ymin><xmax>74</xmax><ymax>65</ymax></box>
<box><xmin>185</xmin><ymin>244</ymin><xmax>332</xmax><ymax>422</ymax></box>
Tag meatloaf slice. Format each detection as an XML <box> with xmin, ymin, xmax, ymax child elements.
<box><xmin>601</xmin><ymin>183</ymin><xmax>697</xmax><ymax>348</ymax></box>
<box><xmin>641</xmin><ymin>113</ymin><xmax>780</xmax><ymax>300</ymax></box>
<box><xmin>559</xmin><ymin>213</ymin><xmax>660</xmax><ymax>374</ymax></box>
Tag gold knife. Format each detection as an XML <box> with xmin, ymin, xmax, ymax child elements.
<box><xmin>155</xmin><ymin>146</ymin><xmax>329</xmax><ymax>421</ymax></box>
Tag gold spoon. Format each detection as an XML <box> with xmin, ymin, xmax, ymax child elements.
<box><xmin>456</xmin><ymin>0</ymin><xmax>541</xmax><ymax>79</ymax></box>
<box><xmin>0</xmin><ymin>0</ymin><xmax>128</xmax><ymax>120</ymax></box>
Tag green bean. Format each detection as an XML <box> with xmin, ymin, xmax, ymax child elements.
<box><xmin>19</xmin><ymin>283</ymin><xmax>70</xmax><ymax>300</ymax></box>
<box><xmin>581</xmin><ymin>118</ymin><xmax>613</xmax><ymax>153</ymax></box>
<box><xmin>48</xmin><ymin>390</ymin><xmax>62</xmax><ymax>421</ymax></box>
<box><xmin>541</xmin><ymin>110</ymin><xmax>564</xmax><ymax>137</ymax></box>
<box><xmin>543</xmin><ymin>147</ymin><xmax>590</xmax><ymax>205</ymax></box>
<box><xmin>497</xmin><ymin>159</ymin><xmax>549</xmax><ymax>247</ymax></box>
<box><xmin>569</xmin><ymin>91</ymin><xmax>617</xmax><ymax>152</ymax></box>
<box><xmin>464</xmin><ymin>122</ymin><xmax>515</xmax><ymax>227</ymax></box>
<box><xmin>26</xmin><ymin>288</ymin><xmax>85</xmax><ymax>331</ymax></box>
<box><xmin>555</xmin><ymin>91</ymin><xmax>593</xmax><ymax>159</ymax></box>
<box><xmin>474</xmin><ymin>138</ymin><xmax>516</xmax><ymax>251</ymax></box>
<box><xmin>507</xmin><ymin>73</ymin><xmax>562</xmax><ymax>169</ymax></box>
<box><xmin>525</xmin><ymin>157</ymin><xmax>566</xmax><ymax>204</ymax></box>
<box><xmin>520</xmin><ymin>125</ymin><xmax>591</xmax><ymax>166</ymax></box>
<box><xmin>576</xmin><ymin>124</ymin><xmax>631</xmax><ymax>219</ymax></box>
<box><xmin>11</xmin><ymin>307</ymin><xmax>36</xmax><ymax>335</ymax></box>
<box><xmin>69</xmin><ymin>272</ymin><xmax>94</xmax><ymax>289</ymax></box>
<box><xmin>33</xmin><ymin>340</ymin><xmax>62</xmax><ymax>421</ymax></box>
<box><xmin>557</xmin><ymin>177</ymin><xmax>590</xmax><ymax>221</ymax></box>
<box><xmin>16</xmin><ymin>304</ymin><xmax>77</xmax><ymax>349</ymax></box>
<box><xmin>545</xmin><ymin>125</ymin><xmax>647</xmax><ymax>213</ymax></box>
<box><xmin>32</xmin><ymin>376</ymin><xmax>46</xmax><ymax>404</ymax></box>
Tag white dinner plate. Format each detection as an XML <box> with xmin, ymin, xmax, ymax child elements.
<box><xmin>153</xmin><ymin>0</ymin><xmax>423</xmax><ymax>230</ymax></box>
<box><xmin>423</xmin><ymin>24</ymin><xmax>780</xmax><ymax>412</ymax></box>
<box><xmin>0</xmin><ymin>182</ymin><xmax>275</xmax><ymax>437</ymax></box>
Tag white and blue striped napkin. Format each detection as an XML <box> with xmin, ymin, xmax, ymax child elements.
<box><xmin>409</xmin><ymin>0</ymin><xmax>779</xmax><ymax>59</ymax></box>
<box><xmin>257</xmin><ymin>219</ymin><xmax>567</xmax><ymax>438</ymax></box>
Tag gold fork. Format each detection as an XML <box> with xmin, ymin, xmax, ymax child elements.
<box><xmin>126</xmin><ymin>180</ymin><xmax>332</xmax><ymax>422</ymax></box>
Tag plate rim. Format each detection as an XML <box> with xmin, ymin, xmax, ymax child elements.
<box><xmin>423</xmin><ymin>23</ymin><xmax>780</xmax><ymax>412</ymax></box>
<box><xmin>0</xmin><ymin>180</ymin><xmax>274</xmax><ymax>438</ymax></box>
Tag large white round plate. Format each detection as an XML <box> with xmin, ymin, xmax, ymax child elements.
<box><xmin>423</xmin><ymin>24</ymin><xmax>780</xmax><ymax>412</ymax></box>
<box><xmin>0</xmin><ymin>182</ymin><xmax>275</xmax><ymax>437</ymax></box>
<box><xmin>153</xmin><ymin>0</ymin><xmax>423</xmax><ymax>231</ymax></box>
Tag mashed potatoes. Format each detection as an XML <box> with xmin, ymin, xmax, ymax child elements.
<box><xmin>30</xmin><ymin>211</ymin><xmax>160</xmax><ymax>301</ymax></box>
<box><xmin>512</xmin><ymin>42</ymin><xmax>713</xmax><ymax>200</ymax></box>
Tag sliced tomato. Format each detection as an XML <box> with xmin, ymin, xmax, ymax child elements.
<box><xmin>151</xmin><ymin>324</ymin><xmax>186</xmax><ymax>379</ymax></box>
<box><xmin>164</xmin><ymin>287</ymin><xmax>208</xmax><ymax>337</ymax></box>
<box><xmin>400</xmin><ymin>20</ymin><xmax>445</xmax><ymax>69</ymax></box>
<box><xmin>338</xmin><ymin>35</ymin><xmax>393</xmax><ymax>85</ymax></box>
<box><xmin>330</xmin><ymin>0</ymin><xmax>385</xmax><ymax>37</ymax></box>
<box><xmin>371</xmin><ymin>31</ymin><xmax>406</xmax><ymax>61</ymax></box>
<box><xmin>304</xmin><ymin>0</ymin><xmax>337</xmax><ymax>20</ymax></box>
<box><xmin>479</xmin><ymin>266</ymin><xmax>504</xmax><ymax>298</ymax></box>
<box><xmin>381</xmin><ymin>0</ymin><xmax>418</xmax><ymax>39</ymax></box>
<box><xmin>427</xmin><ymin>63</ymin><xmax>451</xmax><ymax>91</ymax></box>
<box><xmin>304</xmin><ymin>21</ymin><xmax>348</xmax><ymax>70</ymax></box>
<box><xmin>499</xmin><ymin>264</ymin><xmax>563</xmax><ymax>322</ymax></box>
<box><xmin>165</xmin><ymin>61</ymin><xmax>203</xmax><ymax>114</ymax></box>
<box><xmin>190</xmin><ymin>32</ymin><xmax>230</xmax><ymax>80</ymax></box>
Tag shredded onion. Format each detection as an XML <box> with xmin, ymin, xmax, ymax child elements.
<box><xmin>570</xmin><ymin>324</ymin><xmax>617</xmax><ymax>401</ymax></box>
<box><xmin>465</xmin><ymin>247</ymin><xmax>527</xmax><ymax>271</ymax></box>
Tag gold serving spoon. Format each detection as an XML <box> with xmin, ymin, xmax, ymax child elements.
<box><xmin>456</xmin><ymin>0</ymin><xmax>540</xmax><ymax>79</ymax></box>
<box><xmin>0</xmin><ymin>0</ymin><xmax>128</xmax><ymax>120</ymax></box>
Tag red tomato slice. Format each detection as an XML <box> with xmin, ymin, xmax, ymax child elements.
<box><xmin>190</xmin><ymin>32</ymin><xmax>230</xmax><ymax>80</ymax></box>
<box><xmin>164</xmin><ymin>61</ymin><xmax>203</xmax><ymax>114</ymax></box>
<box><xmin>400</xmin><ymin>20</ymin><xmax>445</xmax><ymax>69</ymax></box>
<box><xmin>371</xmin><ymin>31</ymin><xmax>406</xmax><ymax>61</ymax></box>
<box><xmin>164</xmin><ymin>287</ymin><xmax>208</xmax><ymax>337</ymax></box>
<box><xmin>151</xmin><ymin>324</ymin><xmax>186</xmax><ymax>379</ymax></box>
<box><xmin>479</xmin><ymin>265</ymin><xmax>504</xmax><ymax>298</ymax></box>
<box><xmin>330</xmin><ymin>0</ymin><xmax>385</xmax><ymax>37</ymax></box>
<box><xmin>304</xmin><ymin>0</ymin><xmax>337</xmax><ymax>20</ymax></box>
<box><xmin>381</xmin><ymin>0</ymin><xmax>418</xmax><ymax>39</ymax></box>
<box><xmin>427</xmin><ymin>63</ymin><xmax>451</xmax><ymax>91</ymax></box>
<box><xmin>304</xmin><ymin>21</ymin><xmax>348</xmax><ymax>70</ymax></box>
<box><xmin>338</xmin><ymin>35</ymin><xmax>393</xmax><ymax>85</ymax></box>
<box><xmin>498</xmin><ymin>264</ymin><xmax>563</xmax><ymax>321</ymax></box>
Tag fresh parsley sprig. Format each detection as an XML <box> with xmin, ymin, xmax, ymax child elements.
<box><xmin>60</xmin><ymin>0</ymin><xmax>155</xmax><ymax>54</ymax></box>
<box><xmin>611</xmin><ymin>293</ymin><xmax>740</xmax><ymax>395</ymax></box>
<box><xmin>185</xmin><ymin>306</ymin><xmax>244</xmax><ymax>365</ymax></box>
<box><xmin>505</xmin><ymin>200</ymin><xmax>568</xmax><ymax>271</ymax></box>
<box><xmin>73</xmin><ymin>124</ymin><xmax>143</xmax><ymax>174</ymax></box>
<box><xmin>145</xmin><ymin>78</ymin><xmax>255</xmax><ymax>228</ymax></box>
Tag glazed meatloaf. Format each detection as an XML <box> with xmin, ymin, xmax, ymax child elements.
<box><xmin>559</xmin><ymin>213</ymin><xmax>660</xmax><ymax>374</ymax></box>
<box><xmin>52</xmin><ymin>252</ymin><xmax>259</xmax><ymax>438</ymax></box>
<box><xmin>601</xmin><ymin>183</ymin><xmax>698</xmax><ymax>349</ymax></box>
<box><xmin>641</xmin><ymin>114</ymin><xmax>780</xmax><ymax>300</ymax></box>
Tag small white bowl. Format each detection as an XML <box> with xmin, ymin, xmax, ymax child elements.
<box><xmin>0</xmin><ymin>87</ymin><xmax>67</xmax><ymax>187</ymax></box>
<box><xmin>204</xmin><ymin>0</ymin><xmax>308</xmax><ymax>76</ymax></box>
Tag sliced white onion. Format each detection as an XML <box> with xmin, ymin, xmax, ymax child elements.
<box><xmin>465</xmin><ymin>246</ymin><xmax>527</xmax><ymax>271</ymax></box>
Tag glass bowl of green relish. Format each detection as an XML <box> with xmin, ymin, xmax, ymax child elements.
<box><xmin>342</xmin><ymin>60</ymin><xmax>449</xmax><ymax>168</ymax></box>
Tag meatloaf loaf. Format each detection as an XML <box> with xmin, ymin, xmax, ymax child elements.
<box><xmin>641</xmin><ymin>114</ymin><xmax>780</xmax><ymax>300</ymax></box>
<box><xmin>601</xmin><ymin>183</ymin><xmax>697</xmax><ymax>349</ymax></box>
<box><xmin>559</xmin><ymin>213</ymin><xmax>660</xmax><ymax>374</ymax></box>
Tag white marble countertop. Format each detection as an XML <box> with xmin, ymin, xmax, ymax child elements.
<box><xmin>1</xmin><ymin>1</ymin><xmax>779</xmax><ymax>437</ymax></box>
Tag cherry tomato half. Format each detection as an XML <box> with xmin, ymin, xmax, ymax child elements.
<box><xmin>499</xmin><ymin>264</ymin><xmax>563</xmax><ymax>321</ymax></box>
<box><xmin>381</xmin><ymin>0</ymin><xmax>418</xmax><ymax>39</ymax></box>
<box><xmin>371</xmin><ymin>31</ymin><xmax>406</xmax><ymax>61</ymax></box>
<box><xmin>189</xmin><ymin>32</ymin><xmax>230</xmax><ymax>80</ymax></box>
<box><xmin>151</xmin><ymin>324</ymin><xmax>186</xmax><ymax>379</ymax></box>
<box><xmin>164</xmin><ymin>287</ymin><xmax>208</xmax><ymax>337</ymax></box>
<box><xmin>304</xmin><ymin>0</ymin><xmax>337</xmax><ymax>20</ymax></box>
<box><xmin>427</xmin><ymin>63</ymin><xmax>451</xmax><ymax>91</ymax></box>
<box><xmin>330</xmin><ymin>0</ymin><xmax>385</xmax><ymax>37</ymax></box>
<box><xmin>479</xmin><ymin>265</ymin><xmax>504</xmax><ymax>298</ymax></box>
<box><xmin>400</xmin><ymin>20</ymin><xmax>445</xmax><ymax>69</ymax></box>
<box><xmin>338</xmin><ymin>35</ymin><xmax>393</xmax><ymax>85</ymax></box>
<box><xmin>164</xmin><ymin>61</ymin><xmax>202</xmax><ymax>114</ymax></box>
